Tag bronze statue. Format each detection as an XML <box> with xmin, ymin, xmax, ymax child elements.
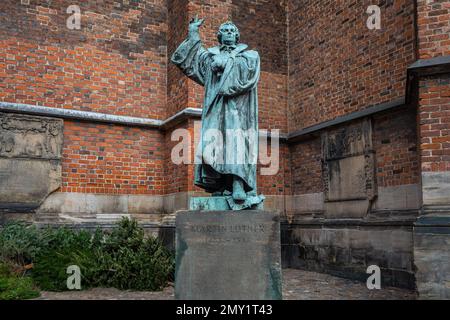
<box><xmin>171</xmin><ymin>17</ymin><xmax>263</xmax><ymax>209</ymax></box>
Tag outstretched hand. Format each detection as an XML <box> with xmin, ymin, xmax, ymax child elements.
<box><xmin>189</xmin><ymin>15</ymin><xmax>204</xmax><ymax>32</ymax></box>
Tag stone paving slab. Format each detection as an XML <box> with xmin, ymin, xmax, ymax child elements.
<box><xmin>282</xmin><ymin>269</ymin><xmax>416</xmax><ymax>300</ymax></box>
<box><xmin>34</xmin><ymin>269</ymin><xmax>417</xmax><ymax>300</ymax></box>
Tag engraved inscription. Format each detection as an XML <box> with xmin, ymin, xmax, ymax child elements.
<box><xmin>191</xmin><ymin>224</ymin><xmax>267</xmax><ymax>234</ymax></box>
<box><xmin>188</xmin><ymin>223</ymin><xmax>270</xmax><ymax>245</ymax></box>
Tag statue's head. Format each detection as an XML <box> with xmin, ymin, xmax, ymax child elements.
<box><xmin>217</xmin><ymin>21</ymin><xmax>240</xmax><ymax>46</ymax></box>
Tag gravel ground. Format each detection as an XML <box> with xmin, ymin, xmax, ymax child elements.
<box><xmin>34</xmin><ymin>269</ymin><xmax>417</xmax><ymax>300</ymax></box>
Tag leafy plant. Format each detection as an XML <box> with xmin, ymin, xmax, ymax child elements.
<box><xmin>33</xmin><ymin>249</ymin><xmax>97</xmax><ymax>291</ymax></box>
<box><xmin>31</xmin><ymin>218</ymin><xmax>174</xmax><ymax>292</ymax></box>
<box><xmin>0</xmin><ymin>263</ymin><xmax>40</xmax><ymax>300</ymax></box>
<box><xmin>0</xmin><ymin>222</ymin><xmax>44</xmax><ymax>269</ymax></box>
<box><xmin>0</xmin><ymin>218</ymin><xmax>174</xmax><ymax>294</ymax></box>
<box><xmin>87</xmin><ymin>218</ymin><xmax>174</xmax><ymax>291</ymax></box>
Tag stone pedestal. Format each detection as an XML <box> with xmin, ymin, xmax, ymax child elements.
<box><xmin>414</xmin><ymin>172</ymin><xmax>450</xmax><ymax>299</ymax></box>
<box><xmin>414</xmin><ymin>216</ymin><xmax>450</xmax><ymax>299</ymax></box>
<box><xmin>175</xmin><ymin>210</ymin><xmax>282</xmax><ymax>300</ymax></box>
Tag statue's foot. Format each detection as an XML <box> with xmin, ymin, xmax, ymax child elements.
<box><xmin>232</xmin><ymin>190</ymin><xmax>247</xmax><ymax>201</ymax></box>
<box><xmin>232</xmin><ymin>177</ymin><xmax>247</xmax><ymax>201</ymax></box>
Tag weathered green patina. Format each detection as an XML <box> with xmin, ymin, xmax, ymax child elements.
<box><xmin>171</xmin><ymin>17</ymin><xmax>264</xmax><ymax>210</ymax></box>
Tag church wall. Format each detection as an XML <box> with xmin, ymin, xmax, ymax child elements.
<box><xmin>0</xmin><ymin>0</ymin><xmax>290</xmax><ymax>223</ymax></box>
<box><xmin>0</xmin><ymin>0</ymin><xmax>168</xmax><ymax>119</ymax></box>
<box><xmin>283</xmin><ymin>0</ymin><xmax>421</xmax><ymax>289</ymax></box>
<box><xmin>283</xmin><ymin>107</ymin><xmax>420</xmax><ymax>289</ymax></box>
<box><xmin>0</xmin><ymin>0</ymin><xmax>169</xmax><ymax>224</ymax></box>
<box><xmin>167</xmin><ymin>0</ymin><xmax>189</xmax><ymax>116</ymax></box>
<box><xmin>287</xmin><ymin>0</ymin><xmax>416</xmax><ymax>131</ymax></box>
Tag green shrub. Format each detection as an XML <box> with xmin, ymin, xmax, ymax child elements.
<box><xmin>0</xmin><ymin>263</ymin><xmax>40</xmax><ymax>300</ymax></box>
<box><xmin>0</xmin><ymin>218</ymin><xmax>174</xmax><ymax>293</ymax></box>
<box><xmin>30</xmin><ymin>218</ymin><xmax>174</xmax><ymax>292</ymax></box>
<box><xmin>103</xmin><ymin>218</ymin><xmax>145</xmax><ymax>251</ymax></box>
<box><xmin>95</xmin><ymin>235</ymin><xmax>175</xmax><ymax>290</ymax></box>
<box><xmin>31</xmin><ymin>228</ymin><xmax>98</xmax><ymax>291</ymax></box>
<box><xmin>0</xmin><ymin>263</ymin><xmax>11</xmax><ymax>277</ymax></box>
<box><xmin>87</xmin><ymin>218</ymin><xmax>174</xmax><ymax>291</ymax></box>
<box><xmin>0</xmin><ymin>222</ymin><xmax>44</xmax><ymax>268</ymax></box>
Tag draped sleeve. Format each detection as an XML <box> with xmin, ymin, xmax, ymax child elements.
<box><xmin>170</xmin><ymin>37</ymin><xmax>211</xmax><ymax>87</ymax></box>
<box><xmin>219</xmin><ymin>50</ymin><xmax>260</xmax><ymax>97</ymax></box>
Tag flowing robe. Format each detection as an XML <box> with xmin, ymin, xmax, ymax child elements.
<box><xmin>171</xmin><ymin>37</ymin><xmax>260</xmax><ymax>195</ymax></box>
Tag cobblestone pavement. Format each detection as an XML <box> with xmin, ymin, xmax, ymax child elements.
<box><xmin>35</xmin><ymin>269</ymin><xmax>417</xmax><ymax>300</ymax></box>
<box><xmin>281</xmin><ymin>269</ymin><xmax>416</xmax><ymax>300</ymax></box>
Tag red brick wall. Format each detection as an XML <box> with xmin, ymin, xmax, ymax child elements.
<box><xmin>164</xmin><ymin>122</ymin><xmax>190</xmax><ymax>194</ymax></box>
<box><xmin>259</xmin><ymin>72</ymin><xmax>288</xmax><ymax>132</ymax></box>
<box><xmin>168</xmin><ymin>0</ymin><xmax>189</xmax><ymax>116</ymax></box>
<box><xmin>258</xmin><ymin>143</ymin><xmax>291</xmax><ymax>196</ymax></box>
<box><xmin>62</xmin><ymin>121</ymin><xmax>164</xmax><ymax>195</ymax></box>
<box><xmin>287</xmin><ymin>0</ymin><xmax>419</xmax><ymax>198</ymax></box>
<box><xmin>232</xmin><ymin>0</ymin><xmax>287</xmax><ymax>75</ymax></box>
<box><xmin>417</xmin><ymin>1</ymin><xmax>450</xmax><ymax>173</ymax></box>
<box><xmin>417</xmin><ymin>0</ymin><xmax>450</xmax><ymax>59</ymax></box>
<box><xmin>288</xmin><ymin>0</ymin><xmax>416</xmax><ymax>131</ymax></box>
<box><xmin>0</xmin><ymin>0</ymin><xmax>168</xmax><ymax>119</ymax></box>
<box><xmin>419</xmin><ymin>74</ymin><xmax>450</xmax><ymax>172</ymax></box>
<box><xmin>163</xmin><ymin>119</ymin><xmax>203</xmax><ymax>195</ymax></box>
<box><xmin>373</xmin><ymin>108</ymin><xmax>420</xmax><ymax>186</ymax></box>
<box><xmin>0</xmin><ymin>0</ymin><xmax>288</xmax><ymax>197</ymax></box>
<box><xmin>0</xmin><ymin>0</ymin><xmax>169</xmax><ymax>195</ymax></box>
<box><xmin>290</xmin><ymin>137</ymin><xmax>323</xmax><ymax>195</ymax></box>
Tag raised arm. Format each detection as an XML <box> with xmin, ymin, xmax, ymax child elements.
<box><xmin>187</xmin><ymin>15</ymin><xmax>204</xmax><ymax>42</ymax></box>
<box><xmin>170</xmin><ymin>16</ymin><xmax>210</xmax><ymax>86</ymax></box>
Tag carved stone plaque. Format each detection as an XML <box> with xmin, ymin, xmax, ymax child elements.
<box><xmin>0</xmin><ymin>112</ymin><xmax>63</xmax><ymax>213</ymax></box>
<box><xmin>321</xmin><ymin>119</ymin><xmax>376</xmax><ymax>218</ymax></box>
